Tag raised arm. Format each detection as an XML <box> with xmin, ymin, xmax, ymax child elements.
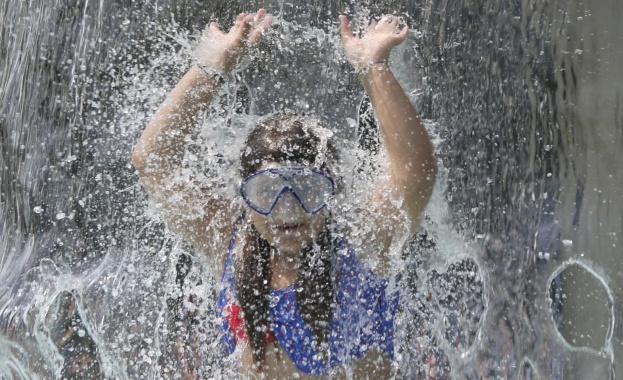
<box><xmin>340</xmin><ymin>14</ymin><xmax>436</xmax><ymax>227</ymax></box>
<box><xmin>339</xmin><ymin>15</ymin><xmax>437</xmax><ymax>272</ymax></box>
<box><xmin>132</xmin><ymin>11</ymin><xmax>272</xmax><ymax>255</ymax></box>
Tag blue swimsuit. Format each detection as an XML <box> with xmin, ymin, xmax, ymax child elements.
<box><xmin>217</xmin><ymin>225</ymin><xmax>399</xmax><ymax>375</ymax></box>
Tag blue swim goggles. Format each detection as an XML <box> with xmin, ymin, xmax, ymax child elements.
<box><xmin>240</xmin><ymin>167</ymin><xmax>335</xmax><ymax>215</ymax></box>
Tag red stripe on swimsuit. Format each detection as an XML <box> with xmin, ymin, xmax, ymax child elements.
<box><xmin>224</xmin><ymin>301</ymin><xmax>276</xmax><ymax>344</ymax></box>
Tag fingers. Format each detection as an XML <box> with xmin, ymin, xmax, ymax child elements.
<box><xmin>238</xmin><ymin>14</ymin><xmax>254</xmax><ymax>39</ymax></box>
<box><xmin>253</xmin><ymin>8</ymin><xmax>266</xmax><ymax>25</ymax></box>
<box><xmin>390</xmin><ymin>17</ymin><xmax>400</xmax><ymax>29</ymax></box>
<box><xmin>235</xmin><ymin>12</ymin><xmax>247</xmax><ymax>25</ymax></box>
<box><xmin>356</xmin><ymin>15</ymin><xmax>408</xmax><ymax>36</ymax></box>
<box><xmin>248</xmin><ymin>13</ymin><xmax>273</xmax><ymax>45</ymax></box>
<box><xmin>229</xmin><ymin>12</ymin><xmax>246</xmax><ymax>34</ymax></box>
<box><xmin>378</xmin><ymin>15</ymin><xmax>391</xmax><ymax>25</ymax></box>
<box><xmin>255</xmin><ymin>8</ymin><xmax>273</xmax><ymax>32</ymax></box>
<box><xmin>243</xmin><ymin>9</ymin><xmax>273</xmax><ymax>46</ymax></box>
<box><xmin>231</xmin><ymin>9</ymin><xmax>272</xmax><ymax>45</ymax></box>
<box><xmin>376</xmin><ymin>15</ymin><xmax>401</xmax><ymax>32</ymax></box>
<box><xmin>339</xmin><ymin>15</ymin><xmax>355</xmax><ymax>41</ymax></box>
<box><xmin>257</xmin><ymin>13</ymin><xmax>273</xmax><ymax>31</ymax></box>
<box><xmin>397</xmin><ymin>25</ymin><xmax>409</xmax><ymax>41</ymax></box>
<box><xmin>208</xmin><ymin>21</ymin><xmax>222</xmax><ymax>35</ymax></box>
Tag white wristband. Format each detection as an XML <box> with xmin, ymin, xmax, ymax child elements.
<box><xmin>196</xmin><ymin>63</ymin><xmax>226</xmax><ymax>84</ymax></box>
<box><xmin>355</xmin><ymin>60</ymin><xmax>389</xmax><ymax>75</ymax></box>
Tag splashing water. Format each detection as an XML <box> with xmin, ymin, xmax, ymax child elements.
<box><xmin>1</xmin><ymin>0</ymin><xmax>622</xmax><ymax>379</ymax></box>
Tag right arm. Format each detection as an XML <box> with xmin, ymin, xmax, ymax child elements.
<box><xmin>132</xmin><ymin>10</ymin><xmax>272</xmax><ymax>257</ymax></box>
<box><xmin>132</xmin><ymin>66</ymin><xmax>237</xmax><ymax>254</ymax></box>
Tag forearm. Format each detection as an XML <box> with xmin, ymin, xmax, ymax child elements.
<box><xmin>132</xmin><ymin>66</ymin><xmax>222</xmax><ymax>176</ymax></box>
<box><xmin>359</xmin><ymin>65</ymin><xmax>437</xmax><ymax>208</ymax></box>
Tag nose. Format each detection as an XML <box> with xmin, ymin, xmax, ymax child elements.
<box><xmin>270</xmin><ymin>190</ymin><xmax>307</xmax><ymax>221</ymax></box>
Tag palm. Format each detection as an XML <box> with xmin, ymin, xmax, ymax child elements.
<box><xmin>339</xmin><ymin>15</ymin><xmax>409</xmax><ymax>70</ymax></box>
<box><xmin>196</xmin><ymin>10</ymin><xmax>272</xmax><ymax>73</ymax></box>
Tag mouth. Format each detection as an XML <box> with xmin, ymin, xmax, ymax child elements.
<box><xmin>274</xmin><ymin>224</ymin><xmax>303</xmax><ymax>233</ymax></box>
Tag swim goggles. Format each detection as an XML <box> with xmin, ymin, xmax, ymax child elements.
<box><xmin>240</xmin><ymin>167</ymin><xmax>335</xmax><ymax>215</ymax></box>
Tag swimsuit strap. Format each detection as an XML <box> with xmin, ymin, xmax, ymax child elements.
<box><xmin>218</xmin><ymin>219</ymin><xmax>398</xmax><ymax>368</ymax></box>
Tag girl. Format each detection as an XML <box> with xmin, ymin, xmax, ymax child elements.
<box><xmin>132</xmin><ymin>9</ymin><xmax>436</xmax><ymax>378</ymax></box>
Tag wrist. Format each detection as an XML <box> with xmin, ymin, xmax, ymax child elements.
<box><xmin>195</xmin><ymin>63</ymin><xmax>227</xmax><ymax>85</ymax></box>
<box><xmin>177</xmin><ymin>66</ymin><xmax>224</xmax><ymax>103</ymax></box>
<box><xmin>195</xmin><ymin>50</ymin><xmax>240</xmax><ymax>76</ymax></box>
<box><xmin>356</xmin><ymin>61</ymin><xmax>390</xmax><ymax>77</ymax></box>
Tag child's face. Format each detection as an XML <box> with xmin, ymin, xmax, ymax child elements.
<box><xmin>248</xmin><ymin>163</ymin><xmax>326</xmax><ymax>256</ymax></box>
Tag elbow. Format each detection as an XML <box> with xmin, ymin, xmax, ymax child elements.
<box><xmin>425</xmin><ymin>159</ymin><xmax>438</xmax><ymax>197</ymax></box>
<box><xmin>428</xmin><ymin>158</ymin><xmax>438</xmax><ymax>184</ymax></box>
<box><xmin>406</xmin><ymin>159</ymin><xmax>437</xmax><ymax>203</ymax></box>
<box><xmin>416</xmin><ymin>156</ymin><xmax>438</xmax><ymax>190</ymax></box>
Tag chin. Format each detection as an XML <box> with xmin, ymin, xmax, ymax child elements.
<box><xmin>270</xmin><ymin>233</ymin><xmax>313</xmax><ymax>254</ymax></box>
<box><xmin>250</xmin><ymin>211</ymin><xmax>325</xmax><ymax>253</ymax></box>
<box><xmin>273</xmin><ymin>243</ymin><xmax>305</xmax><ymax>255</ymax></box>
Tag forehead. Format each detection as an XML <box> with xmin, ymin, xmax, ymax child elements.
<box><xmin>258</xmin><ymin>161</ymin><xmax>314</xmax><ymax>171</ymax></box>
<box><xmin>258</xmin><ymin>161</ymin><xmax>279</xmax><ymax>171</ymax></box>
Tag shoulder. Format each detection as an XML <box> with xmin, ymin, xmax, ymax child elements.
<box><xmin>331</xmin><ymin>204</ymin><xmax>410</xmax><ymax>277</ymax></box>
<box><xmin>330</xmin><ymin>222</ymin><xmax>394</xmax><ymax>280</ymax></box>
<box><xmin>332</xmin><ymin>233</ymin><xmax>385</xmax><ymax>285</ymax></box>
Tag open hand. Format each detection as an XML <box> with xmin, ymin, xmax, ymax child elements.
<box><xmin>339</xmin><ymin>15</ymin><xmax>409</xmax><ymax>72</ymax></box>
<box><xmin>196</xmin><ymin>9</ymin><xmax>273</xmax><ymax>74</ymax></box>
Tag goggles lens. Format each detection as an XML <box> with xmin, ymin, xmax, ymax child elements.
<box><xmin>240</xmin><ymin>167</ymin><xmax>335</xmax><ymax>215</ymax></box>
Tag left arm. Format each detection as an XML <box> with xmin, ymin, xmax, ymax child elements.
<box><xmin>359</xmin><ymin>64</ymin><xmax>437</xmax><ymax>225</ymax></box>
<box><xmin>339</xmin><ymin>15</ymin><xmax>437</xmax><ymax>271</ymax></box>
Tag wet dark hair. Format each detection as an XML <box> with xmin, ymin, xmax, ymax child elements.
<box><xmin>239</xmin><ymin>115</ymin><xmax>338</xmax><ymax>178</ymax></box>
<box><xmin>237</xmin><ymin>114</ymin><xmax>339</xmax><ymax>367</ymax></box>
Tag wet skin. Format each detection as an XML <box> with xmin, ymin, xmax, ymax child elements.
<box><xmin>247</xmin><ymin>162</ymin><xmax>326</xmax><ymax>289</ymax></box>
<box><xmin>132</xmin><ymin>9</ymin><xmax>436</xmax><ymax>378</ymax></box>
<box><xmin>238</xmin><ymin>164</ymin><xmax>394</xmax><ymax>378</ymax></box>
